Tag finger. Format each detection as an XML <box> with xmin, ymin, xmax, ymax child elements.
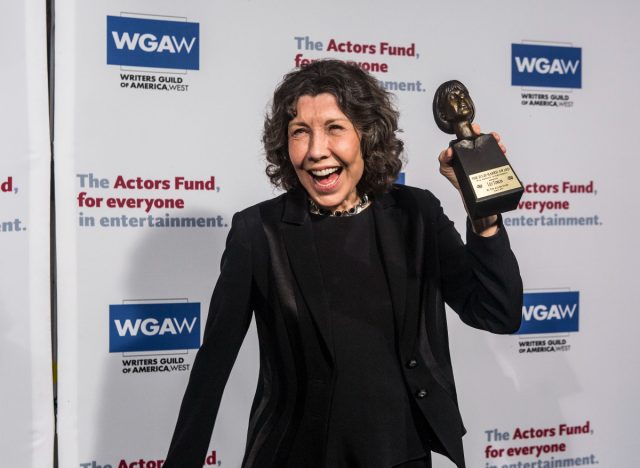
<box><xmin>438</xmin><ymin>147</ymin><xmax>453</xmax><ymax>163</ymax></box>
<box><xmin>499</xmin><ymin>143</ymin><xmax>507</xmax><ymax>154</ymax></box>
<box><xmin>471</xmin><ymin>123</ymin><xmax>481</xmax><ymax>135</ymax></box>
<box><xmin>491</xmin><ymin>131</ymin><xmax>501</xmax><ymax>142</ymax></box>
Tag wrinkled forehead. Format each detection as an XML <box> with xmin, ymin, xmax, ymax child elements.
<box><xmin>288</xmin><ymin>91</ymin><xmax>342</xmax><ymax>118</ymax></box>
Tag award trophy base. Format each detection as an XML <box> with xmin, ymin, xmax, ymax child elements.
<box><xmin>451</xmin><ymin>134</ymin><xmax>524</xmax><ymax>219</ymax></box>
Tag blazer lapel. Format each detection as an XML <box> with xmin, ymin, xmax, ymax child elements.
<box><xmin>372</xmin><ymin>191</ymin><xmax>410</xmax><ymax>352</ymax></box>
<box><xmin>280</xmin><ymin>189</ymin><xmax>334</xmax><ymax>362</ymax></box>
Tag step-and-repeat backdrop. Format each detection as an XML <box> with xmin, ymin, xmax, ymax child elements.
<box><xmin>0</xmin><ymin>0</ymin><xmax>54</xmax><ymax>467</ymax></box>
<box><xmin>53</xmin><ymin>0</ymin><xmax>638</xmax><ymax>467</ymax></box>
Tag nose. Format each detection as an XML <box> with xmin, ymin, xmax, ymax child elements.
<box><xmin>307</xmin><ymin>130</ymin><xmax>329</xmax><ymax>161</ymax></box>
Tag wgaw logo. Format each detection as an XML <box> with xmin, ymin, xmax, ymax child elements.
<box><xmin>512</xmin><ymin>43</ymin><xmax>581</xmax><ymax>89</ymax></box>
<box><xmin>107</xmin><ymin>15</ymin><xmax>199</xmax><ymax>70</ymax></box>
<box><xmin>109</xmin><ymin>302</ymin><xmax>200</xmax><ymax>352</ymax></box>
<box><xmin>516</xmin><ymin>291</ymin><xmax>579</xmax><ymax>335</ymax></box>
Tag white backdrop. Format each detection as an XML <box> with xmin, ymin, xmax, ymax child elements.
<box><xmin>0</xmin><ymin>0</ymin><xmax>54</xmax><ymax>467</ymax></box>
<box><xmin>54</xmin><ymin>1</ymin><xmax>640</xmax><ymax>467</ymax></box>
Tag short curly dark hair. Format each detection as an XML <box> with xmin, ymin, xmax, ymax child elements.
<box><xmin>263</xmin><ymin>59</ymin><xmax>404</xmax><ymax>196</ymax></box>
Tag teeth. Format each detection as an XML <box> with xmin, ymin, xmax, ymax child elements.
<box><xmin>311</xmin><ymin>167</ymin><xmax>339</xmax><ymax>177</ymax></box>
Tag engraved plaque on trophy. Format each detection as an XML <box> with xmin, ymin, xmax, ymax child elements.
<box><xmin>433</xmin><ymin>80</ymin><xmax>524</xmax><ymax>219</ymax></box>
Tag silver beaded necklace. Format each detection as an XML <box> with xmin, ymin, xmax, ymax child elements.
<box><xmin>308</xmin><ymin>194</ymin><xmax>371</xmax><ymax>217</ymax></box>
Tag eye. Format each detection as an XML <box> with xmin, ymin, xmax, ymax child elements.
<box><xmin>328</xmin><ymin>124</ymin><xmax>345</xmax><ymax>133</ymax></box>
<box><xmin>289</xmin><ymin>127</ymin><xmax>308</xmax><ymax>138</ymax></box>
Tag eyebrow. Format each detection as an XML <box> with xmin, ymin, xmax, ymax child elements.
<box><xmin>288</xmin><ymin>118</ymin><xmax>349</xmax><ymax>128</ymax></box>
<box><xmin>288</xmin><ymin>120</ymin><xmax>309</xmax><ymax>128</ymax></box>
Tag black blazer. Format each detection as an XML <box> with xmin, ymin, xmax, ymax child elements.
<box><xmin>165</xmin><ymin>184</ymin><xmax>522</xmax><ymax>468</ymax></box>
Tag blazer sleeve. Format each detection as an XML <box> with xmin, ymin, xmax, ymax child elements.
<box><xmin>165</xmin><ymin>212</ymin><xmax>255</xmax><ymax>467</ymax></box>
<box><xmin>432</xmin><ymin>193</ymin><xmax>523</xmax><ymax>334</ymax></box>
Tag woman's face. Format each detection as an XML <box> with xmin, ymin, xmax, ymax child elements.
<box><xmin>288</xmin><ymin>93</ymin><xmax>364</xmax><ymax>211</ymax></box>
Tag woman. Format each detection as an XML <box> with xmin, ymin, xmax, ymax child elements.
<box><xmin>165</xmin><ymin>60</ymin><xmax>522</xmax><ymax>468</ymax></box>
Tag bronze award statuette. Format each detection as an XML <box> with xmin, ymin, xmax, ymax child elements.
<box><xmin>433</xmin><ymin>80</ymin><xmax>523</xmax><ymax>219</ymax></box>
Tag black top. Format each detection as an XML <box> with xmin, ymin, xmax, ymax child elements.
<box><xmin>311</xmin><ymin>208</ymin><xmax>427</xmax><ymax>468</ymax></box>
<box><xmin>165</xmin><ymin>185</ymin><xmax>523</xmax><ymax>468</ymax></box>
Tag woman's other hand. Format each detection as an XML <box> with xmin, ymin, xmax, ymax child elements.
<box><xmin>437</xmin><ymin>123</ymin><xmax>507</xmax><ymax>190</ymax></box>
<box><xmin>437</xmin><ymin>123</ymin><xmax>506</xmax><ymax>237</ymax></box>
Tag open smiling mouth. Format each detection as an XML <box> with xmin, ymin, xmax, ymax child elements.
<box><xmin>309</xmin><ymin>167</ymin><xmax>343</xmax><ymax>188</ymax></box>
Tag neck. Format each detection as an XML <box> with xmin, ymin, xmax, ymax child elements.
<box><xmin>454</xmin><ymin>121</ymin><xmax>474</xmax><ymax>139</ymax></box>
<box><xmin>309</xmin><ymin>193</ymin><xmax>370</xmax><ymax>217</ymax></box>
<box><xmin>328</xmin><ymin>190</ymin><xmax>360</xmax><ymax>212</ymax></box>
